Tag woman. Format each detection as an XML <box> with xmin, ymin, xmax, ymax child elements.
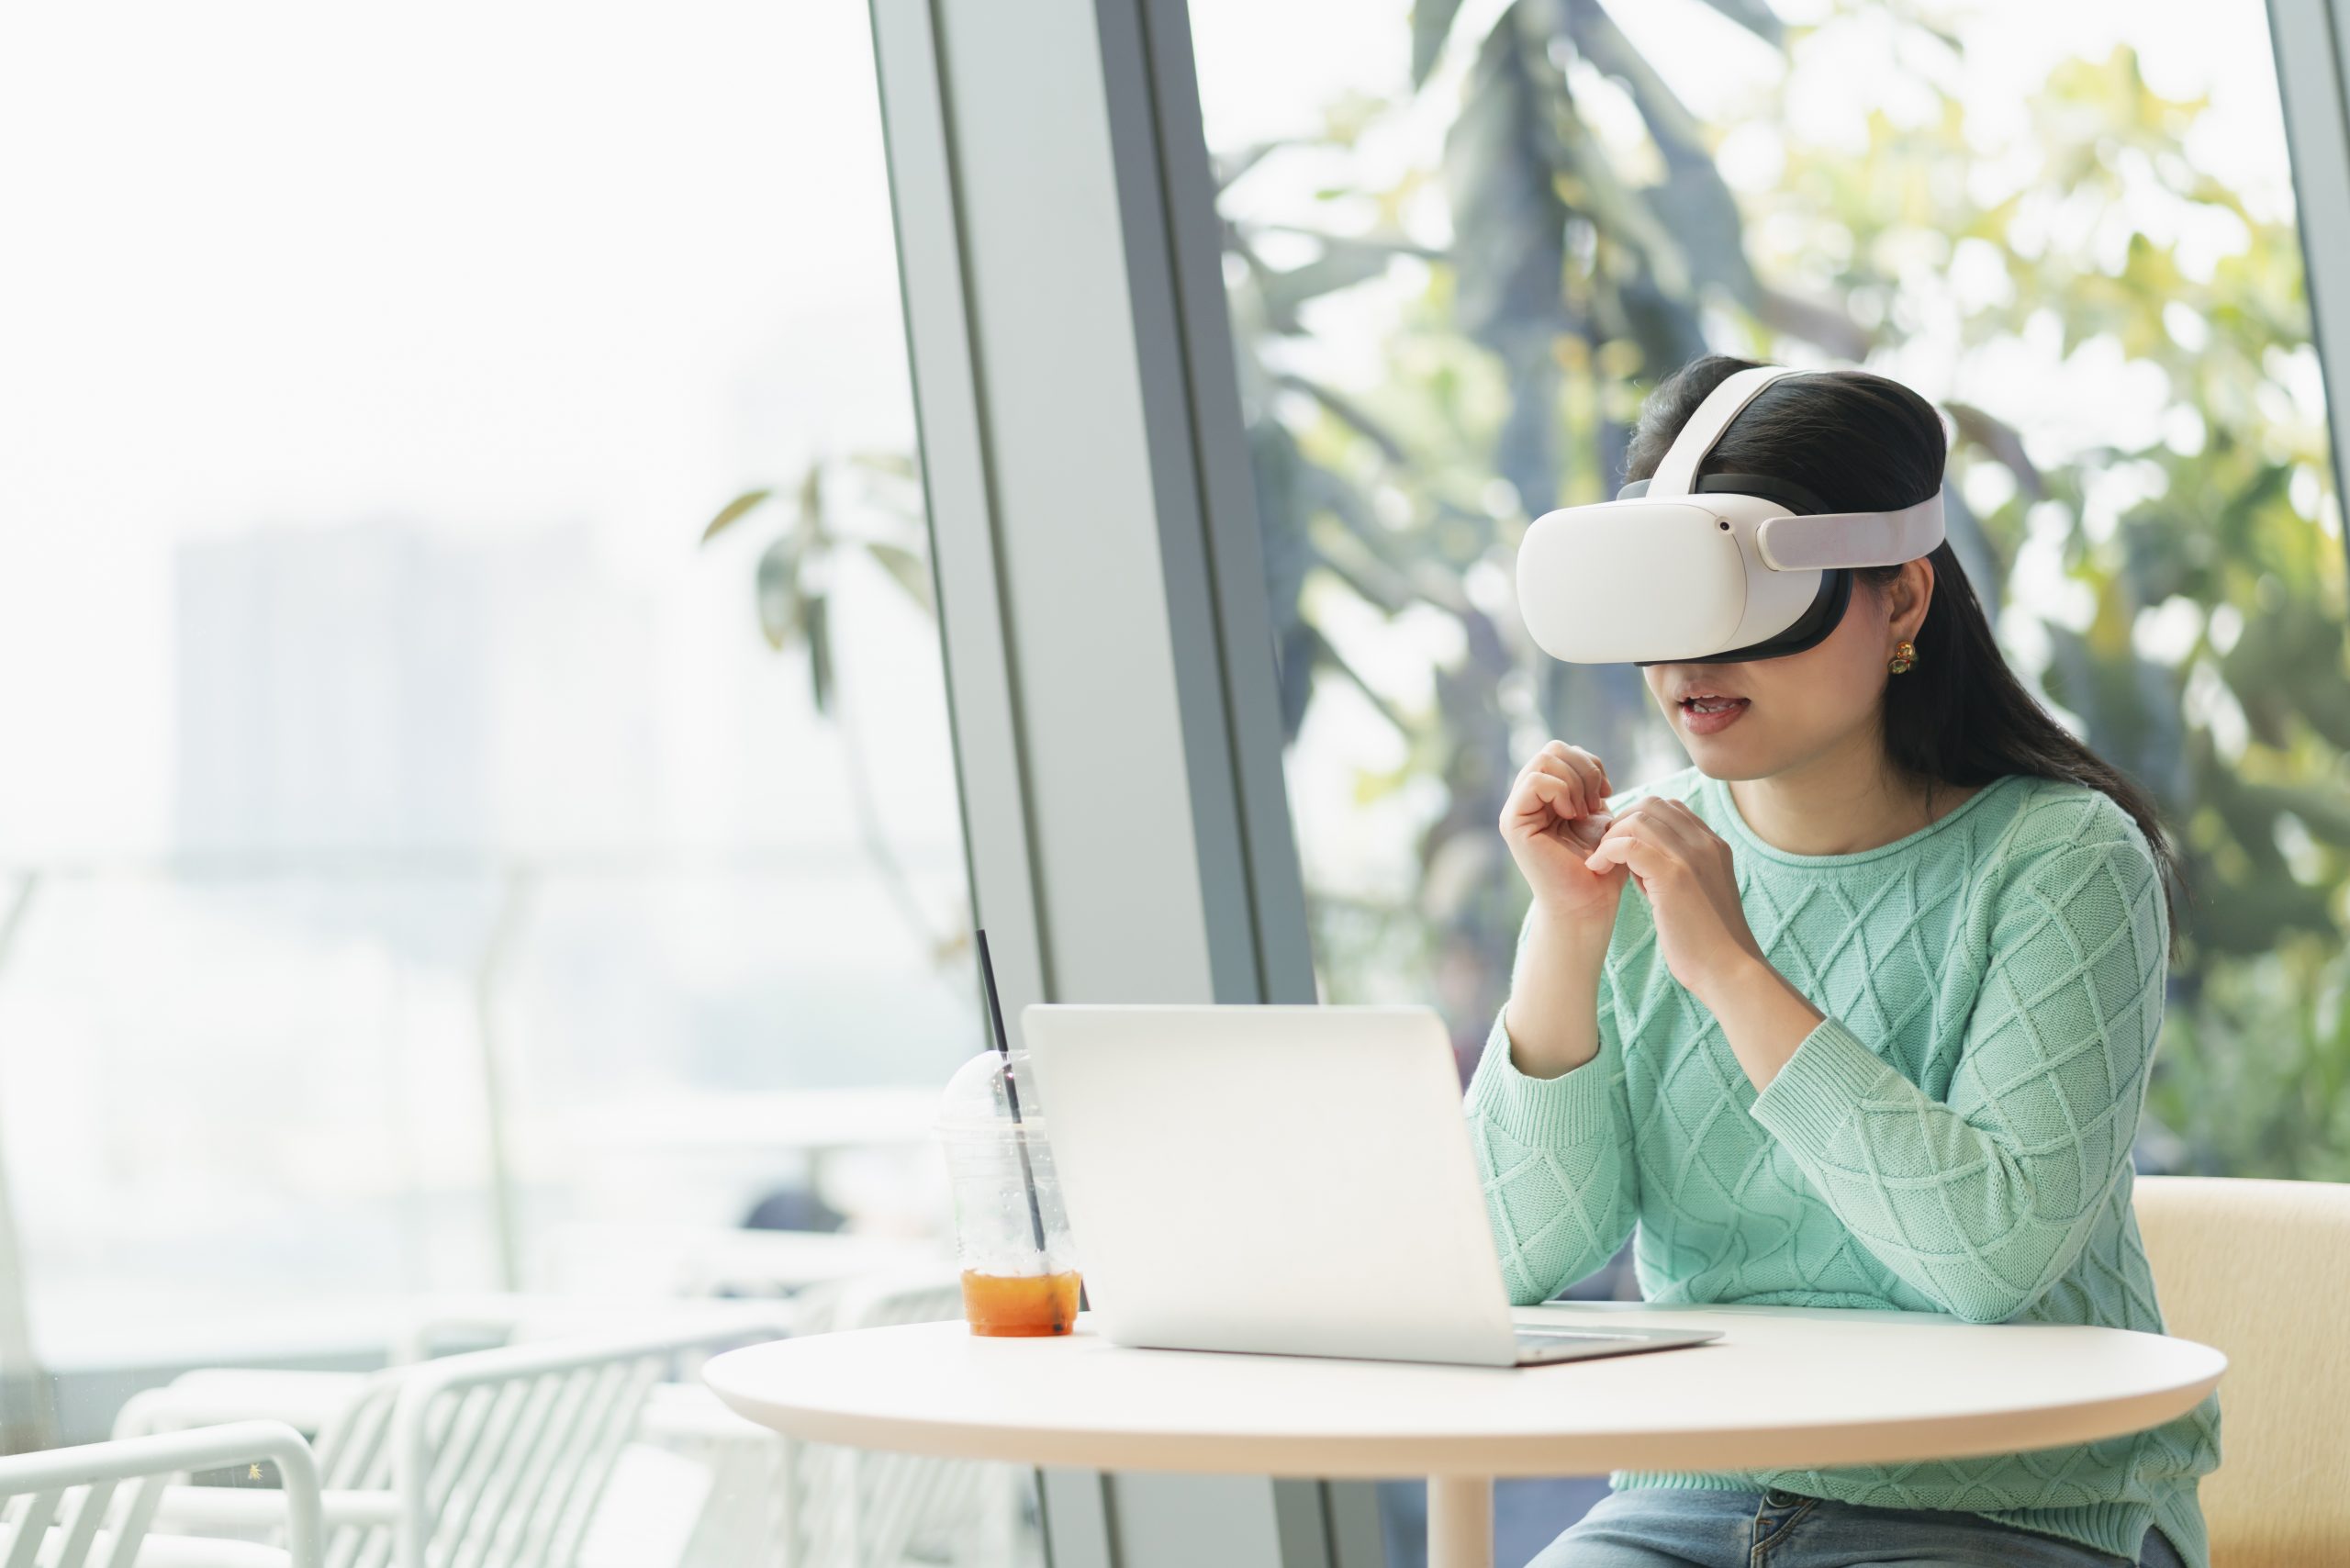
<box><xmin>1475</xmin><ymin>354</ymin><xmax>2221</xmax><ymax>1568</ymax></box>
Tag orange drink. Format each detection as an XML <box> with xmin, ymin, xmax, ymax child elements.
<box><xmin>960</xmin><ymin>1269</ymin><xmax>1082</xmax><ymax>1337</ymax></box>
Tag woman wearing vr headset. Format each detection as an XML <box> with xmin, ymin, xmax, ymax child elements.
<box><xmin>1474</xmin><ymin>355</ymin><xmax>2216</xmax><ymax>1568</ymax></box>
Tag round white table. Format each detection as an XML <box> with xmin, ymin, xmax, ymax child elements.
<box><xmin>702</xmin><ymin>1299</ymin><xmax>2225</xmax><ymax>1568</ymax></box>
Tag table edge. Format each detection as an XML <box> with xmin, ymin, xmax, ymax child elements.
<box><xmin>702</xmin><ymin>1328</ymin><xmax>2225</xmax><ymax>1481</ymax></box>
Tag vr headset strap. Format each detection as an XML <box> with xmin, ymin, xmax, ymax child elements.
<box><xmin>1648</xmin><ymin>363</ymin><xmax>1947</xmax><ymax>568</ymax></box>
<box><xmin>1757</xmin><ymin>493</ymin><xmax>1946</xmax><ymax>569</ymax></box>
<box><xmin>1646</xmin><ymin>364</ymin><xmax>1806</xmax><ymax>498</ymax></box>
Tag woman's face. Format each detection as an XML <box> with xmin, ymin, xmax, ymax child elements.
<box><xmin>1639</xmin><ymin>559</ymin><xmax>1931</xmax><ymax>781</ymax></box>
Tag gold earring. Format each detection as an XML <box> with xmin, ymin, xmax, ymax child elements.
<box><xmin>1888</xmin><ymin>640</ymin><xmax>1916</xmax><ymax>675</ymax></box>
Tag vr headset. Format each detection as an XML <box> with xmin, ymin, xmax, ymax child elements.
<box><xmin>1515</xmin><ymin>364</ymin><xmax>1944</xmax><ymax>665</ymax></box>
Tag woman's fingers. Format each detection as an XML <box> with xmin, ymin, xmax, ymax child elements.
<box><xmin>1586</xmin><ymin>801</ymin><xmax>1694</xmax><ymax>864</ymax></box>
<box><xmin>1521</xmin><ymin>745</ymin><xmax>1610</xmax><ymax>816</ymax></box>
<box><xmin>1502</xmin><ymin>768</ymin><xmax>1556</xmax><ymax>830</ymax></box>
<box><xmin>1584</xmin><ymin>826</ymin><xmax>1679</xmax><ymax>884</ymax></box>
<box><xmin>1505</xmin><ymin>773</ymin><xmax>1617</xmax><ymax>860</ymax></box>
<box><xmin>1542</xmin><ymin>740</ymin><xmax>1612</xmax><ymax>801</ymax></box>
<box><xmin>1621</xmin><ymin>799</ymin><xmax>1702</xmax><ymax>851</ymax></box>
<box><xmin>1513</xmin><ymin>768</ymin><xmax>1593</xmax><ymax>829</ymax></box>
<box><xmin>1587</xmin><ymin>799</ymin><xmax>1730</xmax><ymax>883</ymax></box>
<box><xmin>1501</xmin><ymin>742</ymin><xmax>1617</xmax><ymax>871</ymax></box>
<box><xmin>1633</xmin><ymin>798</ymin><xmax>1729</xmax><ymax>866</ymax></box>
<box><xmin>1561</xmin><ymin>808</ymin><xmax>1616</xmax><ymax>853</ymax></box>
<box><xmin>1517</xmin><ymin>756</ymin><xmax>1592</xmax><ymax>818</ymax></box>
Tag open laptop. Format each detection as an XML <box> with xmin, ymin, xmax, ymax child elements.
<box><xmin>1019</xmin><ymin>1002</ymin><xmax>1721</xmax><ymax>1369</ymax></box>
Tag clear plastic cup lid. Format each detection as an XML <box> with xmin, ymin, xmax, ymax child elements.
<box><xmin>934</xmin><ymin>1047</ymin><xmax>1049</xmax><ymax>1136</ymax></box>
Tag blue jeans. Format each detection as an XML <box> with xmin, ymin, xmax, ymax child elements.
<box><xmin>1527</xmin><ymin>1487</ymin><xmax>2189</xmax><ymax>1568</ymax></box>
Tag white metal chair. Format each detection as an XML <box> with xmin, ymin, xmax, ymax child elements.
<box><xmin>112</xmin><ymin>1278</ymin><xmax>1024</xmax><ymax>1568</ymax></box>
<box><xmin>369</xmin><ymin>1282</ymin><xmax>1014</xmax><ymax>1568</ymax></box>
<box><xmin>364</xmin><ymin>1273</ymin><xmax>1010</xmax><ymax>1568</ymax></box>
<box><xmin>0</xmin><ymin>1421</ymin><xmax>322</xmax><ymax>1568</ymax></box>
<box><xmin>786</xmin><ymin>1269</ymin><xmax>1024</xmax><ymax>1568</ymax></box>
<box><xmin>621</xmin><ymin>1267</ymin><xmax>1024</xmax><ymax>1568</ymax></box>
<box><xmin>121</xmin><ymin>1318</ymin><xmax>784</xmax><ymax>1568</ymax></box>
<box><xmin>111</xmin><ymin>1303</ymin><xmax>796</xmax><ymax>1432</ymax></box>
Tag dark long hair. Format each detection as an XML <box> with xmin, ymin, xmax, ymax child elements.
<box><xmin>1625</xmin><ymin>353</ymin><xmax>2185</xmax><ymax>957</ymax></box>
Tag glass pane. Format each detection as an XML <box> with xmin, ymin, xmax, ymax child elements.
<box><xmin>0</xmin><ymin>2</ymin><xmax>1040</xmax><ymax>1559</ymax></box>
<box><xmin>1189</xmin><ymin>0</ymin><xmax>2344</xmax><ymax>1558</ymax></box>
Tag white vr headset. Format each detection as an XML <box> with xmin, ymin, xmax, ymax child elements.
<box><xmin>1515</xmin><ymin>364</ymin><xmax>1944</xmax><ymax>665</ymax></box>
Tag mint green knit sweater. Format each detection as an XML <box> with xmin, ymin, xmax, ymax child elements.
<box><xmin>1466</xmin><ymin>766</ymin><xmax>2221</xmax><ymax>1568</ymax></box>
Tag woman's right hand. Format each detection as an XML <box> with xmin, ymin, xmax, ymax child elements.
<box><xmin>1500</xmin><ymin>741</ymin><xmax>1630</xmax><ymax>927</ymax></box>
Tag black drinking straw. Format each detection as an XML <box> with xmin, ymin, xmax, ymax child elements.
<box><xmin>977</xmin><ymin>928</ymin><xmax>1051</xmax><ymax>1259</ymax></box>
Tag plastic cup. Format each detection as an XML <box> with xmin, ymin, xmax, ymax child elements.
<box><xmin>935</xmin><ymin>1049</ymin><xmax>1080</xmax><ymax>1337</ymax></box>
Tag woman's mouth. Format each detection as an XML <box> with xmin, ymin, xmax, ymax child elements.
<box><xmin>1678</xmin><ymin>695</ymin><xmax>1751</xmax><ymax>735</ymax></box>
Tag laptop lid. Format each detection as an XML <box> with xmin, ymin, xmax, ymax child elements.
<box><xmin>1020</xmin><ymin>1002</ymin><xmax>1522</xmax><ymax>1365</ymax></box>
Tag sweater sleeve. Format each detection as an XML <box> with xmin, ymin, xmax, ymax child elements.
<box><xmin>1746</xmin><ymin>827</ymin><xmax>2168</xmax><ymax>1325</ymax></box>
<box><xmin>1464</xmin><ymin>907</ymin><xmax>1641</xmax><ymax>1305</ymax></box>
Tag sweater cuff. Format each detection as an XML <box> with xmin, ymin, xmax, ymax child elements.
<box><xmin>1466</xmin><ymin>1004</ymin><xmax>1621</xmax><ymax>1148</ymax></box>
<box><xmin>1747</xmin><ymin>1014</ymin><xmax>1908</xmax><ymax>1157</ymax></box>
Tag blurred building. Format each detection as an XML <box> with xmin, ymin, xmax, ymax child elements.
<box><xmin>173</xmin><ymin>521</ymin><xmax>659</xmax><ymax>862</ymax></box>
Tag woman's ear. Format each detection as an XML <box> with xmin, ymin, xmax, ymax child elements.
<box><xmin>1886</xmin><ymin>557</ymin><xmax>1935</xmax><ymax>644</ymax></box>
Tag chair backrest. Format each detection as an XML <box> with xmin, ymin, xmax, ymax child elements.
<box><xmin>825</xmin><ymin>1271</ymin><xmax>965</xmax><ymax>1335</ymax></box>
<box><xmin>309</xmin><ymin>1316</ymin><xmax>783</xmax><ymax>1568</ymax></box>
<box><xmin>2132</xmin><ymin>1174</ymin><xmax>2350</xmax><ymax>1566</ymax></box>
<box><xmin>0</xmin><ymin>1421</ymin><xmax>322</xmax><ymax>1568</ymax></box>
<box><xmin>799</xmin><ymin>1270</ymin><xmax>1012</xmax><ymax>1568</ymax></box>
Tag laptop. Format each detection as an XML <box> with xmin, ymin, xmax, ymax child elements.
<box><xmin>1019</xmin><ymin>1002</ymin><xmax>1722</xmax><ymax>1369</ymax></box>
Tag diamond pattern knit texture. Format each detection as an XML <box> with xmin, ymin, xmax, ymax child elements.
<box><xmin>1465</xmin><ymin>765</ymin><xmax>2222</xmax><ymax>1568</ymax></box>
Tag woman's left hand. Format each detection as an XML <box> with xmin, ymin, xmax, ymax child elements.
<box><xmin>1583</xmin><ymin>798</ymin><xmax>1767</xmax><ymax>1001</ymax></box>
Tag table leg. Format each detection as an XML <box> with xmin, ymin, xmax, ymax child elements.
<box><xmin>1426</xmin><ymin>1475</ymin><xmax>1493</xmax><ymax>1568</ymax></box>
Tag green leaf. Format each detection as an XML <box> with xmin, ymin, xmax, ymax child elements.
<box><xmin>1212</xmin><ymin>139</ymin><xmax>1296</xmax><ymax>193</ymax></box>
<box><xmin>1443</xmin><ymin>8</ymin><xmax>1572</xmax><ymax>346</ymax></box>
<box><xmin>2186</xmin><ymin>876</ymin><xmax>2335</xmax><ymax>954</ymax></box>
<box><xmin>2219</xmin><ymin>598</ymin><xmax>2350</xmax><ymax>752</ymax></box>
<box><xmin>2249</xmin><ymin>783</ymin><xmax>2350</xmax><ymax>849</ymax></box>
<box><xmin>806</xmin><ymin>592</ymin><xmax>834</xmax><ymax>715</ymax></box>
<box><xmin>755</xmin><ymin>536</ymin><xmax>805</xmax><ymax>651</ymax></box>
<box><xmin>1946</xmin><ymin>402</ymin><xmax>2048</xmax><ymax>499</ymax></box>
<box><xmin>1258</xmin><ymin>245</ymin><xmax>1404</xmax><ymax>330</ymax></box>
<box><xmin>866</xmin><ymin>541</ymin><xmax>937</xmax><ymax>616</ymax></box>
<box><xmin>1275</xmin><ymin>372</ymin><xmax>1410</xmax><ymax>465</ymax></box>
<box><xmin>1309</xmin><ymin>531</ymin><xmax>1414</xmax><ymax>616</ymax></box>
<box><xmin>797</xmin><ymin>463</ymin><xmax>826</xmax><ymax>535</ymax></box>
<box><xmin>2202</xmin><ymin>758</ymin><xmax>2291</xmax><ymax>878</ymax></box>
<box><xmin>1412</xmin><ymin>0</ymin><xmax>1467</xmax><ymax>87</ymax></box>
<box><xmin>848</xmin><ymin>451</ymin><xmax>920</xmax><ymax>482</ymax></box>
<box><xmin>702</xmin><ymin>487</ymin><xmax>775</xmax><ymax>544</ymax></box>
<box><xmin>1752</xmin><ymin>286</ymin><xmax>1874</xmax><ymax>361</ymax></box>
<box><xmin>1567</xmin><ymin>0</ymin><xmax>1756</xmax><ymax>303</ymax></box>
<box><xmin>1304</xmin><ymin>622</ymin><xmax>1412</xmax><ymax>736</ymax></box>
<box><xmin>1686</xmin><ymin>0</ymin><xmax>1785</xmax><ymax>47</ymax></box>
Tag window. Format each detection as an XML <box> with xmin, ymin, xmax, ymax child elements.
<box><xmin>0</xmin><ymin>4</ymin><xmax>1033</xmax><ymax>1558</ymax></box>
<box><xmin>1188</xmin><ymin>0</ymin><xmax>2346</xmax><ymax>1555</ymax></box>
<box><xmin>1190</xmin><ymin>0</ymin><xmax>2346</xmax><ymax>1169</ymax></box>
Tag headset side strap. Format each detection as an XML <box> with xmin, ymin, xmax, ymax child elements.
<box><xmin>1755</xmin><ymin>493</ymin><xmax>1946</xmax><ymax>570</ymax></box>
